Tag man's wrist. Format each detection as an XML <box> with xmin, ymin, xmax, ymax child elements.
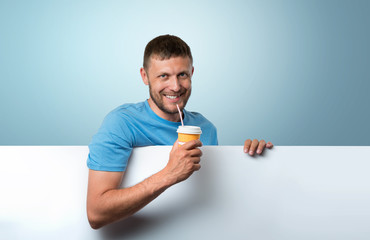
<box><xmin>144</xmin><ymin>170</ymin><xmax>174</xmax><ymax>195</ymax></box>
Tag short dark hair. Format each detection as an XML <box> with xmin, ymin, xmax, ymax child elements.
<box><xmin>143</xmin><ymin>34</ymin><xmax>193</xmax><ymax>70</ymax></box>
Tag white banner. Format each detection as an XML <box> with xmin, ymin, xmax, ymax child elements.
<box><xmin>1</xmin><ymin>146</ymin><xmax>369</xmax><ymax>240</ymax></box>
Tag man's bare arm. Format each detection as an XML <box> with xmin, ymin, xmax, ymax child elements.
<box><xmin>86</xmin><ymin>139</ymin><xmax>202</xmax><ymax>229</ymax></box>
<box><xmin>87</xmin><ymin>168</ymin><xmax>172</xmax><ymax>229</ymax></box>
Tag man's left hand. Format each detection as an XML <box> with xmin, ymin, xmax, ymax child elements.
<box><xmin>244</xmin><ymin>139</ymin><xmax>273</xmax><ymax>156</ymax></box>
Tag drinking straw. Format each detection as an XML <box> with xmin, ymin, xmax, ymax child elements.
<box><xmin>176</xmin><ymin>104</ymin><xmax>184</xmax><ymax>126</ymax></box>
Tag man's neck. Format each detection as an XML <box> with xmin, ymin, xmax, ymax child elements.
<box><xmin>147</xmin><ymin>99</ymin><xmax>181</xmax><ymax>122</ymax></box>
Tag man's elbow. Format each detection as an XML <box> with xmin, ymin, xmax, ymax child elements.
<box><xmin>88</xmin><ymin>219</ymin><xmax>103</xmax><ymax>230</ymax></box>
<box><xmin>87</xmin><ymin>208</ymin><xmax>105</xmax><ymax>230</ymax></box>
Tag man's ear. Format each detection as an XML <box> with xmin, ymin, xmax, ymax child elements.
<box><xmin>140</xmin><ymin>67</ymin><xmax>149</xmax><ymax>85</ymax></box>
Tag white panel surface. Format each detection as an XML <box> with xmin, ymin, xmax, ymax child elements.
<box><xmin>0</xmin><ymin>146</ymin><xmax>369</xmax><ymax>240</ymax></box>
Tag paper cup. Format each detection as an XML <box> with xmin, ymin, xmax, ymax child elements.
<box><xmin>177</xmin><ymin>126</ymin><xmax>202</xmax><ymax>145</ymax></box>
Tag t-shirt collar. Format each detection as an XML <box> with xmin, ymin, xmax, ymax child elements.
<box><xmin>144</xmin><ymin>99</ymin><xmax>186</xmax><ymax>126</ymax></box>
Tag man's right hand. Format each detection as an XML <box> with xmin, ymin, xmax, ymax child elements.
<box><xmin>163</xmin><ymin>139</ymin><xmax>203</xmax><ymax>185</ymax></box>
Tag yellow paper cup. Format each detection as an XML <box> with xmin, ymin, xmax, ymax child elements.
<box><xmin>177</xmin><ymin>126</ymin><xmax>202</xmax><ymax>146</ymax></box>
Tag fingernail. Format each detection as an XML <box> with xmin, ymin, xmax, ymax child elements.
<box><xmin>244</xmin><ymin>148</ymin><xmax>248</xmax><ymax>153</ymax></box>
<box><xmin>249</xmin><ymin>151</ymin><xmax>254</xmax><ymax>155</ymax></box>
<box><xmin>257</xmin><ymin>149</ymin><xmax>261</xmax><ymax>154</ymax></box>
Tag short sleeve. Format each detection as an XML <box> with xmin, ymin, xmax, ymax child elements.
<box><xmin>87</xmin><ymin>111</ymin><xmax>134</xmax><ymax>172</ymax></box>
<box><xmin>207</xmin><ymin>122</ymin><xmax>218</xmax><ymax>145</ymax></box>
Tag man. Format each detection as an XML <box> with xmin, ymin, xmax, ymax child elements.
<box><xmin>86</xmin><ymin>35</ymin><xmax>273</xmax><ymax>229</ymax></box>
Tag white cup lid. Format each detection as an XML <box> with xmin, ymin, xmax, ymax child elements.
<box><xmin>177</xmin><ymin>126</ymin><xmax>202</xmax><ymax>134</ymax></box>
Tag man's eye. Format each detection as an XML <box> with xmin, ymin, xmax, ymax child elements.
<box><xmin>178</xmin><ymin>73</ymin><xmax>187</xmax><ymax>77</ymax></box>
<box><xmin>159</xmin><ymin>74</ymin><xmax>167</xmax><ymax>78</ymax></box>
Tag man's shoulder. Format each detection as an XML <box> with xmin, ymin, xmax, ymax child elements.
<box><xmin>184</xmin><ymin>110</ymin><xmax>210</xmax><ymax>121</ymax></box>
<box><xmin>110</xmin><ymin>101</ymin><xmax>146</xmax><ymax>115</ymax></box>
<box><xmin>185</xmin><ymin>110</ymin><xmax>206</xmax><ymax>120</ymax></box>
<box><xmin>105</xmin><ymin>101</ymin><xmax>146</xmax><ymax>120</ymax></box>
<box><xmin>184</xmin><ymin>110</ymin><xmax>216</xmax><ymax>128</ymax></box>
<box><xmin>100</xmin><ymin>101</ymin><xmax>148</xmax><ymax>129</ymax></box>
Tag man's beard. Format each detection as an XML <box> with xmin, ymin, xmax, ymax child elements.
<box><xmin>148</xmin><ymin>83</ymin><xmax>191</xmax><ymax>115</ymax></box>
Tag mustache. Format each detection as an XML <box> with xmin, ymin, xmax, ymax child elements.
<box><xmin>161</xmin><ymin>90</ymin><xmax>186</xmax><ymax>95</ymax></box>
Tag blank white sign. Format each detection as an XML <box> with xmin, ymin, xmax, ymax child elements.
<box><xmin>0</xmin><ymin>146</ymin><xmax>369</xmax><ymax>240</ymax></box>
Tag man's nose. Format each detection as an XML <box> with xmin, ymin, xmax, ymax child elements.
<box><xmin>168</xmin><ymin>76</ymin><xmax>181</xmax><ymax>92</ymax></box>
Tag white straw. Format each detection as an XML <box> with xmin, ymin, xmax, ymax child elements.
<box><xmin>176</xmin><ymin>104</ymin><xmax>184</xmax><ymax>126</ymax></box>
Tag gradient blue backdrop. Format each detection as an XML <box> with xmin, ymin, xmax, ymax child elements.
<box><xmin>1</xmin><ymin>0</ymin><xmax>369</xmax><ymax>145</ymax></box>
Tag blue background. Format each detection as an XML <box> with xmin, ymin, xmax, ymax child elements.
<box><xmin>0</xmin><ymin>0</ymin><xmax>369</xmax><ymax>145</ymax></box>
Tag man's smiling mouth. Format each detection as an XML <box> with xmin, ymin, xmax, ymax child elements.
<box><xmin>165</xmin><ymin>95</ymin><xmax>179</xmax><ymax>99</ymax></box>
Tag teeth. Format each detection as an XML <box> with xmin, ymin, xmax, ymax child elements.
<box><xmin>165</xmin><ymin>95</ymin><xmax>178</xmax><ymax>99</ymax></box>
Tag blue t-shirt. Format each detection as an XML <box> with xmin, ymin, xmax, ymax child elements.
<box><xmin>87</xmin><ymin>100</ymin><xmax>218</xmax><ymax>172</ymax></box>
